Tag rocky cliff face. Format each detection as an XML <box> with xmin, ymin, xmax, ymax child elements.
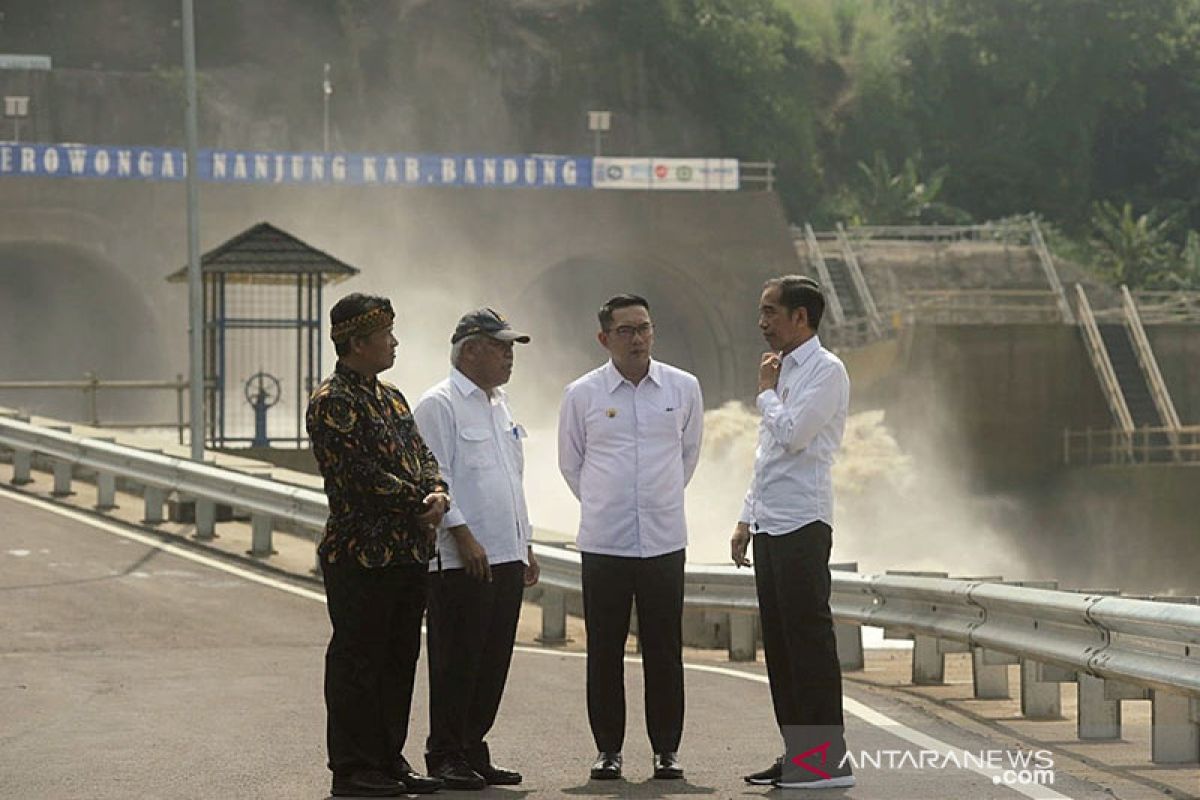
<box><xmin>0</xmin><ymin>0</ymin><xmax>720</xmax><ymax>156</ymax></box>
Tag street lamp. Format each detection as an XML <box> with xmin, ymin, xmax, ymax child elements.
<box><xmin>323</xmin><ymin>63</ymin><xmax>333</xmax><ymax>152</ymax></box>
<box><xmin>587</xmin><ymin>110</ymin><xmax>611</xmax><ymax>157</ymax></box>
<box><xmin>181</xmin><ymin>0</ymin><xmax>204</xmax><ymax>461</ymax></box>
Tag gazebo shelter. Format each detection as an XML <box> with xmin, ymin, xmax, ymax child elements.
<box><xmin>167</xmin><ymin>222</ymin><xmax>358</xmax><ymax>449</ymax></box>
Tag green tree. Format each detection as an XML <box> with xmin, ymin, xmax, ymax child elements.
<box><xmin>1089</xmin><ymin>202</ymin><xmax>1178</xmax><ymax>288</ymax></box>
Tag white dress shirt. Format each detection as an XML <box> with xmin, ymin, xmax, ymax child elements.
<box><xmin>558</xmin><ymin>359</ymin><xmax>704</xmax><ymax>558</ymax></box>
<box><xmin>414</xmin><ymin>368</ymin><xmax>531</xmax><ymax>569</ymax></box>
<box><xmin>739</xmin><ymin>335</ymin><xmax>849</xmax><ymax>535</ymax></box>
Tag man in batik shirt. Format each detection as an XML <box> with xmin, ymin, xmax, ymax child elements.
<box><xmin>307</xmin><ymin>293</ymin><xmax>449</xmax><ymax>798</ymax></box>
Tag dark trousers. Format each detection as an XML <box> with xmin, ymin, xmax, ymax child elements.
<box><xmin>753</xmin><ymin>522</ymin><xmax>847</xmax><ymax>769</ymax></box>
<box><xmin>425</xmin><ymin>560</ymin><xmax>525</xmax><ymax>769</ymax></box>
<box><xmin>322</xmin><ymin>559</ymin><xmax>427</xmax><ymax>777</ymax></box>
<box><xmin>581</xmin><ymin>549</ymin><xmax>685</xmax><ymax>755</ymax></box>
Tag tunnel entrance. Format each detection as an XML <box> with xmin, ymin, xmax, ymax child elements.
<box><xmin>0</xmin><ymin>241</ymin><xmax>170</xmax><ymax>422</ymax></box>
<box><xmin>508</xmin><ymin>256</ymin><xmax>735</xmax><ymax>412</ymax></box>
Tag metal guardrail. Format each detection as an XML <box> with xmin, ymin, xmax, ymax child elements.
<box><xmin>801</xmin><ymin>222</ymin><xmax>846</xmax><ymax>326</ymax></box>
<box><xmin>1074</xmin><ymin>284</ymin><xmax>1135</xmax><ymax>438</ymax></box>
<box><xmin>903</xmin><ymin>289</ymin><xmax>1064</xmax><ymax>324</ymax></box>
<box><xmin>1120</xmin><ymin>286</ymin><xmax>1182</xmax><ymax>457</ymax></box>
<box><xmin>1</xmin><ymin>413</ymin><xmax>1198</xmax><ymax>764</ymax></box>
<box><xmin>1029</xmin><ymin>219</ymin><xmax>1075</xmax><ymax>323</ymax></box>
<box><xmin>835</xmin><ymin>222</ymin><xmax>884</xmax><ymax>337</ymax></box>
<box><xmin>0</xmin><ymin>373</ymin><xmax>203</xmax><ymax>444</ymax></box>
<box><xmin>1063</xmin><ymin>425</ymin><xmax>1200</xmax><ymax>466</ymax></box>
<box><xmin>1133</xmin><ymin>291</ymin><xmax>1200</xmax><ymax>324</ymax></box>
<box><xmin>738</xmin><ymin>161</ymin><xmax>775</xmax><ymax>192</ymax></box>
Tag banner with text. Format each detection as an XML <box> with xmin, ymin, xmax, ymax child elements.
<box><xmin>0</xmin><ymin>142</ymin><xmax>741</xmax><ymax>192</ymax></box>
<box><xmin>592</xmin><ymin>157</ymin><xmax>740</xmax><ymax>191</ymax></box>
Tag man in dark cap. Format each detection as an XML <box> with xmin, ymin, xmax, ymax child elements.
<box><xmin>413</xmin><ymin>308</ymin><xmax>539</xmax><ymax>790</ymax></box>
<box><xmin>307</xmin><ymin>293</ymin><xmax>449</xmax><ymax>797</ymax></box>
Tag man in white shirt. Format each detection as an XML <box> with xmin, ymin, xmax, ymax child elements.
<box><xmin>558</xmin><ymin>294</ymin><xmax>704</xmax><ymax>782</ymax></box>
<box><xmin>413</xmin><ymin>308</ymin><xmax>541</xmax><ymax>791</ymax></box>
<box><xmin>731</xmin><ymin>275</ymin><xmax>855</xmax><ymax>790</ymax></box>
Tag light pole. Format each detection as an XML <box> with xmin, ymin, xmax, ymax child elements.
<box><xmin>181</xmin><ymin>0</ymin><xmax>204</xmax><ymax>461</ymax></box>
<box><xmin>322</xmin><ymin>63</ymin><xmax>332</xmax><ymax>152</ymax></box>
<box><xmin>587</xmin><ymin>110</ymin><xmax>611</xmax><ymax>157</ymax></box>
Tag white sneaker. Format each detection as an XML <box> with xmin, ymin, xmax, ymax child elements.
<box><xmin>774</xmin><ymin>772</ymin><xmax>856</xmax><ymax>789</ymax></box>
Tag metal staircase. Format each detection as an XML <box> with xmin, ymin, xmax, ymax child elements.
<box><xmin>1075</xmin><ymin>284</ymin><xmax>1182</xmax><ymax>463</ymax></box>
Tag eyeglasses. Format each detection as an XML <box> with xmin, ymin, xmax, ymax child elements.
<box><xmin>608</xmin><ymin>323</ymin><xmax>654</xmax><ymax>340</ymax></box>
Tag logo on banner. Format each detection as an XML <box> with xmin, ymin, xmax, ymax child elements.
<box><xmin>655</xmin><ymin>164</ymin><xmax>669</xmax><ymax>179</ymax></box>
<box><xmin>676</xmin><ymin>165</ymin><xmax>693</xmax><ymax>181</ymax></box>
<box><xmin>606</xmin><ymin>165</ymin><xmax>624</xmax><ymax>179</ymax></box>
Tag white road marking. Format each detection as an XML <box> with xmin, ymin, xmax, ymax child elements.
<box><xmin>4</xmin><ymin>488</ymin><xmax>1073</xmax><ymax>799</ymax></box>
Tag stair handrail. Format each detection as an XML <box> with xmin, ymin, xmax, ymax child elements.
<box><xmin>1075</xmin><ymin>285</ymin><xmax>1135</xmax><ymax>453</ymax></box>
<box><xmin>1030</xmin><ymin>218</ymin><xmax>1075</xmax><ymax>324</ymax></box>
<box><xmin>835</xmin><ymin>222</ymin><xmax>884</xmax><ymax>337</ymax></box>
<box><xmin>1120</xmin><ymin>285</ymin><xmax>1183</xmax><ymax>460</ymax></box>
<box><xmin>802</xmin><ymin>223</ymin><xmax>846</xmax><ymax>326</ymax></box>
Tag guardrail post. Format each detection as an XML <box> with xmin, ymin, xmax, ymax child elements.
<box><xmin>537</xmin><ymin>587</ymin><xmax>568</xmax><ymax>645</ymax></box>
<box><xmin>1077</xmin><ymin>674</ymin><xmax>1121</xmax><ymax>740</ymax></box>
<box><xmin>831</xmin><ymin>562</ymin><xmax>863</xmax><ymax>671</ymax></box>
<box><xmin>249</xmin><ymin>514</ymin><xmax>274</xmax><ymax>556</ymax></box>
<box><xmin>1151</xmin><ymin>690</ymin><xmax>1200</xmax><ymax>764</ymax></box>
<box><xmin>11</xmin><ymin>450</ymin><xmax>33</xmax><ymax>485</ymax></box>
<box><xmin>912</xmin><ymin>636</ymin><xmax>944</xmax><ymax>684</ymax></box>
<box><xmin>51</xmin><ymin>460</ymin><xmax>73</xmax><ymax>496</ymax></box>
<box><xmin>728</xmin><ymin>613</ymin><xmax>756</xmax><ymax>662</ymax></box>
<box><xmin>971</xmin><ymin>648</ymin><xmax>1012</xmax><ymax>699</ymax></box>
<box><xmin>143</xmin><ymin>486</ymin><xmax>166</xmax><ymax>524</ymax></box>
<box><xmin>95</xmin><ymin>472</ymin><xmax>116</xmax><ymax>510</ymax></box>
<box><xmin>1020</xmin><ymin>660</ymin><xmax>1062</xmax><ymax>719</ymax></box>
<box><xmin>194</xmin><ymin>499</ymin><xmax>216</xmax><ymax>540</ymax></box>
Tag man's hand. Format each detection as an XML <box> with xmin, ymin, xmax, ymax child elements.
<box><xmin>731</xmin><ymin>522</ymin><xmax>753</xmax><ymax>567</ymax></box>
<box><xmin>450</xmin><ymin>525</ymin><xmax>492</xmax><ymax>582</ymax></box>
<box><xmin>415</xmin><ymin>491</ymin><xmax>450</xmax><ymax>541</ymax></box>
<box><xmin>758</xmin><ymin>352</ymin><xmax>782</xmax><ymax>394</ymax></box>
<box><xmin>524</xmin><ymin>546</ymin><xmax>540</xmax><ymax>587</ymax></box>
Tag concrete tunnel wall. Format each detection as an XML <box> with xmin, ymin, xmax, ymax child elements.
<box><xmin>0</xmin><ymin>177</ymin><xmax>801</xmax><ymax>422</ymax></box>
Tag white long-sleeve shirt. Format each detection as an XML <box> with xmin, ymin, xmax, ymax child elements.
<box><xmin>739</xmin><ymin>335</ymin><xmax>849</xmax><ymax>535</ymax></box>
<box><xmin>558</xmin><ymin>360</ymin><xmax>704</xmax><ymax>558</ymax></box>
<box><xmin>414</xmin><ymin>368</ymin><xmax>531</xmax><ymax>569</ymax></box>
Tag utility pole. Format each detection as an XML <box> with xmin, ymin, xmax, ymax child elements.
<box><xmin>182</xmin><ymin>0</ymin><xmax>204</xmax><ymax>460</ymax></box>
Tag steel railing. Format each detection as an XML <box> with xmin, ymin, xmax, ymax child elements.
<box><xmin>1074</xmin><ymin>284</ymin><xmax>1135</xmax><ymax>440</ymax></box>
<box><xmin>2</xmin><ymin>413</ymin><xmax>1198</xmax><ymax>764</ymax></box>
<box><xmin>1063</xmin><ymin>425</ymin><xmax>1200</xmax><ymax>466</ymax></box>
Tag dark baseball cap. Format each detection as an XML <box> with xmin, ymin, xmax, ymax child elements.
<box><xmin>451</xmin><ymin>307</ymin><xmax>531</xmax><ymax>345</ymax></box>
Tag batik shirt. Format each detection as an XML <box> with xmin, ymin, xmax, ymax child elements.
<box><xmin>307</xmin><ymin>361</ymin><xmax>448</xmax><ymax>568</ymax></box>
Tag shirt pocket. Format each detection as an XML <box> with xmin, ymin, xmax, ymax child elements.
<box><xmin>458</xmin><ymin>426</ymin><xmax>496</xmax><ymax>470</ymax></box>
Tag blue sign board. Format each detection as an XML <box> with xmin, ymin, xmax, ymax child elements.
<box><xmin>0</xmin><ymin>142</ymin><xmax>592</xmax><ymax>190</ymax></box>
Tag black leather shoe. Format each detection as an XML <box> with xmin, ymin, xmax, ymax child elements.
<box><xmin>653</xmin><ymin>752</ymin><xmax>684</xmax><ymax>780</ymax></box>
<box><xmin>388</xmin><ymin>756</ymin><xmax>444</xmax><ymax>794</ymax></box>
<box><xmin>429</xmin><ymin>756</ymin><xmax>486</xmax><ymax>791</ymax></box>
<box><xmin>743</xmin><ymin>757</ymin><xmax>783</xmax><ymax>785</ymax></box>
<box><xmin>331</xmin><ymin>769</ymin><xmax>406</xmax><ymax>797</ymax></box>
<box><xmin>589</xmin><ymin>752</ymin><xmax>622</xmax><ymax>780</ymax></box>
<box><xmin>472</xmin><ymin>763</ymin><xmax>522</xmax><ymax>786</ymax></box>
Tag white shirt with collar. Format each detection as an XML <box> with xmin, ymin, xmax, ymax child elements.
<box><xmin>739</xmin><ymin>335</ymin><xmax>849</xmax><ymax>535</ymax></box>
<box><xmin>558</xmin><ymin>359</ymin><xmax>704</xmax><ymax>558</ymax></box>
<box><xmin>414</xmin><ymin>367</ymin><xmax>531</xmax><ymax>569</ymax></box>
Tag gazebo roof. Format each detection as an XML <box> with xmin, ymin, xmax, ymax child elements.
<box><xmin>166</xmin><ymin>222</ymin><xmax>360</xmax><ymax>285</ymax></box>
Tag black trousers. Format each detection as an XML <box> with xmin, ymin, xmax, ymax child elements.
<box><xmin>425</xmin><ymin>560</ymin><xmax>525</xmax><ymax>769</ymax></box>
<box><xmin>753</xmin><ymin>522</ymin><xmax>848</xmax><ymax>768</ymax></box>
<box><xmin>322</xmin><ymin>559</ymin><xmax>427</xmax><ymax>777</ymax></box>
<box><xmin>581</xmin><ymin>549</ymin><xmax>685</xmax><ymax>755</ymax></box>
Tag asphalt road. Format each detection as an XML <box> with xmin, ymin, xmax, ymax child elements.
<box><xmin>0</xmin><ymin>489</ymin><xmax>1120</xmax><ymax>799</ymax></box>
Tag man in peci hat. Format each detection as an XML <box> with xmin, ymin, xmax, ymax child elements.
<box><xmin>307</xmin><ymin>293</ymin><xmax>448</xmax><ymax>797</ymax></box>
<box><xmin>413</xmin><ymin>308</ymin><xmax>540</xmax><ymax>790</ymax></box>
